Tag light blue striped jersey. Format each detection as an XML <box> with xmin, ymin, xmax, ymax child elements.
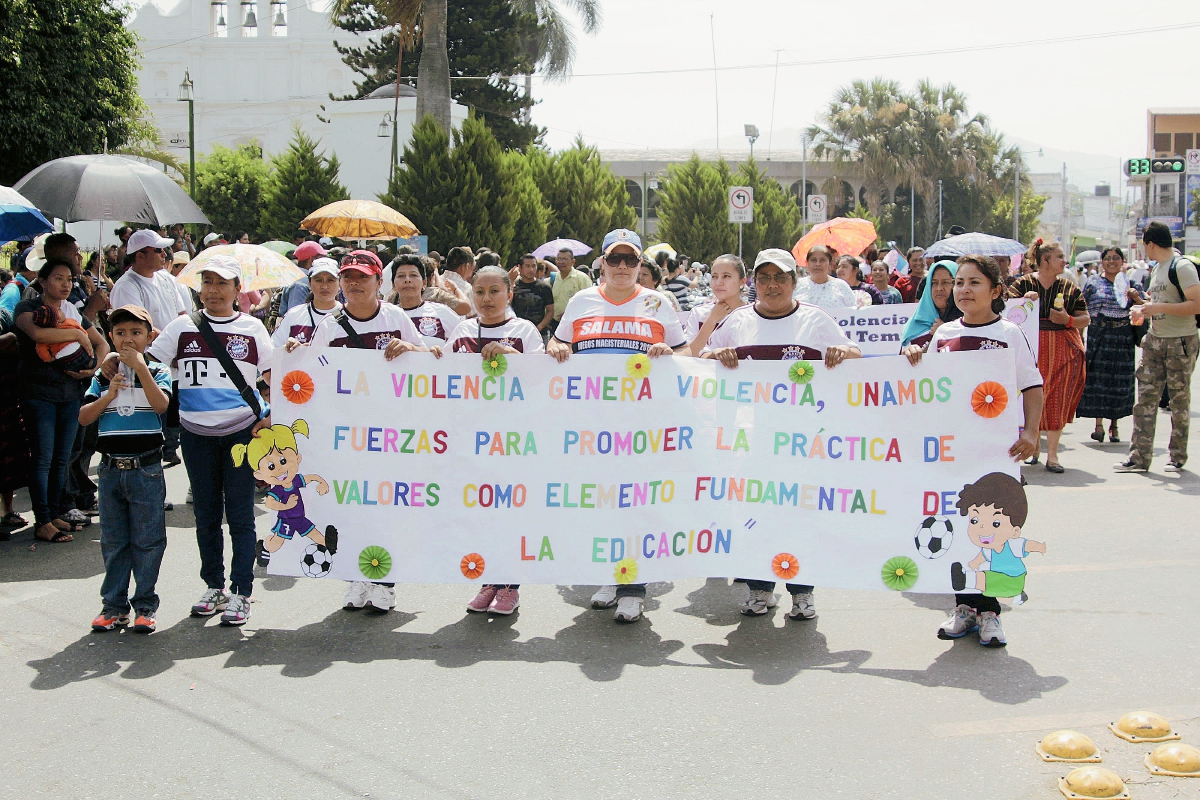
<box><xmin>85</xmin><ymin>359</ymin><xmax>173</xmax><ymax>455</ymax></box>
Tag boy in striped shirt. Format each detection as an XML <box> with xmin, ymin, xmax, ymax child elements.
<box><xmin>82</xmin><ymin>305</ymin><xmax>172</xmax><ymax>634</ymax></box>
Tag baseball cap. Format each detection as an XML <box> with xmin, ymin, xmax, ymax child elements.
<box><xmin>340</xmin><ymin>249</ymin><xmax>383</xmax><ymax>276</ymax></box>
<box><xmin>25</xmin><ymin>233</ymin><xmax>50</xmax><ymax>273</ymax></box>
<box><xmin>309</xmin><ymin>257</ymin><xmax>339</xmax><ymax>278</ymax></box>
<box><xmin>318</xmin><ymin>237</ymin><xmax>333</xmax><ymax>246</ymax></box>
<box><xmin>109</xmin><ymin>304</ymin><xmax>155</xmax><ymax>329</ymax></box>
<box><xmin>203</xmin><ymin>232</ymin><xmax>221</xmax><ymax>246</ymax></box>
<box><xmin>602</xmin><ymin>228</ymin><xmax>642</xmax><ymax>256</ymax></box>
<box><xmin>294</xmin><ymin>240</ymin><xmax>326</xmax><ymax>261</ymax></box>
<box><xmin>173</xmin><ymin>251</ymin><xmax>191</xmax><ymax>266</ymax></box>
<box><xmin>199</xmin><ymin>253</ymin><xmax>242</xmax><ymax>282</ymax></box>
<box><xmin>754</xmin><ymin>248</ymin><xmax>797</xmax><ymax>274</ymax></box>
<box><xmin>127</xmin><ymin>228</ymin><xmax>174</xmax><ymax>255</ymax></box>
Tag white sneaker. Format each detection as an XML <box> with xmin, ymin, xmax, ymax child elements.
<box><xmin>937</xmin><ymin>604</ymin><xmax>979</xmax><ymax>639</ymax></box>
<box><xmin>614</xmin><ymin>595</ymin><xmax>643</xmax><ymax>623</ymax></box>
<box><xmin>787</xmin><ymin>592</ymin><xmax>816</xmax><ymax>620</ymax></box>
<box><xmin>343</xmin><ymin>581</ymin><xmax>370</xmax><ymax>610</ymax></box>
<box><xmin>591</xmin><ymin>585</ymin><xmax>618</xmax><ymax>609</ymax></box>
<box><xmin>740</xmin><ymin>589</ymin><xmax>779</xmax><ymax>616</ymax></box>
<box><xmin>190</xmin><ymin>587</ymin><xmax>229</xmax><ymax>617</ymax></box>
<box><xmin>978</xmin><ymin>611</ymin><xmax>1007</xmax><ymax>648</ymax></box>
<box><xmin>364</xmin><ymin>583</ymin><xmax>396</xmax><ymax>613</ymax></box>
<box><xmin>220</xmin><ymin>594</ymin><xmax>251</xmax><ymax>626</ymax></box>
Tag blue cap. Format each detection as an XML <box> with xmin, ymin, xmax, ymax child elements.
<box><xmin>602</xmin><ymin>228</ymin><xmax>642</xmax><ymax>256</ymax></box>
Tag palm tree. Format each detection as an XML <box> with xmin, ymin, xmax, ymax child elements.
<box><xmin>510</xmin><ymin>0</ymin><xmax>601</xmax><ymax>122</ymax></box>
<box><xmin>909</xmin><ymin>81</ymin><xmax>988</xmax><ymax>236</ymax></box>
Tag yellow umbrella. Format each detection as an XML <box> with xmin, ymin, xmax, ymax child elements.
<box><xmin>176</xmin><ymin>244</ymin><xmax>306</xmax><ymax>292</ymax></box>
<box><xmin>791</xmin><ymin>217</ymin><xmax>878</xmax><ymax>265</ymax></box>
<box><xmin>643</xmin><ymin>242</ymin><xmax>677</xmax><ymax>260</ymax></box>
<box><xmin>300</xmin><ymin>199</ymin><xmax>419</xmax><ymax>240</ymax></box>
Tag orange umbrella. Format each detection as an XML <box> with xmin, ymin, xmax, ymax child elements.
<box><xmin>791</xmin><ymin>217</ymin><xmax>878</xmax><ymax>266</ymax></box>
<box><xmin>300</xmin><ymin>199</ymin><xmax>419</xmax><ymax>240</ymax></box>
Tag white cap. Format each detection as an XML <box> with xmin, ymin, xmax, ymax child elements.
<box><xmin>127</xmin><ymin>228</ymin><xmax>174</xmax><ymax>255</ymax></box>
<box><xmin>203</xmin><ymin>232</ymin><xmax>222</xmax><ymax>245</ymax></box>
<box><xmin>318</xmin><ymin>236</ymin><xmax>333</xmax><ymax>246</ymax></box>
<box><xmin>754</xmin><ymin>248</ymin><xmax>797</xmax><ymax>274</ymax></box>
<box><xmin>200</xmin><ymin>253</ymin><xmax>242</xmax><ymax>282</ymax></box>
<box><xmin>309</xmin><ymin>257</ymin><xmax>339</xmax><ymax>278</ymax></box>
<box><xmin>25</xmin><ymin>233</ymin><xmax>50</xmax><ymax>273</ymax></box>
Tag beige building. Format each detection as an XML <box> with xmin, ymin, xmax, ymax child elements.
<box><xmin>1141</xmin><ymin>109</ymin><xmax>1200</xmax><ymax>249</ymax></box>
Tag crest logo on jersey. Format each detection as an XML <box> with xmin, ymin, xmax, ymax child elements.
<box><xmin>375</xmin><ymin>333</ymin><xmax>393</xmax><ymax>350</ymax></box>
<box><xmin>781</xmin><ymin>345</ymin><xmax>805</xmax><ymax>360</ymax></box>
<box><xmin>225</xmin><ymin>335</ymin><xmax>250</xmax><ymax>360</ymax></box>
<box><xmin>182</xmin><ymin>340</ymin><xmax>203</xmax><ymax>355</ymax></box>
<box><xmin>642</xmin><ymin>294</ymin><xmax>662</xmax><ymax>313</ymax></box>
<box><xmin>418</xmin><ymin>316</ymin><xmax>440</xmax><ymax>337</ymax></box>
<box><xmin>499</xmin><ymin>337</ymin><xmax>518</xmax><ymax>349</ymax></box>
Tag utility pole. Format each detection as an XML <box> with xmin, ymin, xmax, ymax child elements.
<box><xmin>641</xmin><ymin>171</ymin><xmax>647</xmax><ymax>239</ymax></box>
<box><xmin>910</xmin><ymin>185</ymin><xmax>915</xmax><ymax>248</ymax></box>
<box><xmin>801</xmin><ymin>134</ymin><xmax>809</xmax><ymax>236</ymax></box>
<box><xmin>1013</xmin><ymin>158</ymin><xmax>1020</xmax><ymax>241</ymax></box>
<box><xmin>1060</xmin><ymin>162</ymin><xmax>1067</xmax><ymax>244</ymax></box>
<box><xmin>937</xmin><ymin>179</ymin><xmax>943</xmax><ymax>239</ymax></box>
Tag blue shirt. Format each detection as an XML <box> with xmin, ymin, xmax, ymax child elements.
<box><xmin>85</xmin><ymin>359</ymin><xmax>172</xmax><ymax>455</ymax></box>
<box><xmin>277</xmin><ymin>276</ymin><xmax>310</xmax><ymax>316</ymax></box>
<box><xmin>0</xmin><ymin>283</ymin><xmax>20</xmax><ymax>316</ymax></box>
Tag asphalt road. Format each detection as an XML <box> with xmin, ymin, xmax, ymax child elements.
<box><xmin>3</xmin><ymin>371</ymin><xmax>1199</xmax><ymax>800</ymax></box>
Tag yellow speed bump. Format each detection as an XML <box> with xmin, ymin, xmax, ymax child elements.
<box><xmin>1144</xmin><ymin>742</ymin><xmax>1200</xmax><ymax>777</ymax></box>
<box><xmin>1036</xmin><ymin>730</ymin><xmax>1102</xmax><ymax>762</ymax></box>
<box><xmin>1058</xmin><ymin>766</ymin><xmax>1129</xmax><ymax>800</ymax></box>
<box><xmin>1108</xmin><ymin>711</ymin><xmax>1180</xmax><ymax>743</ymax></box>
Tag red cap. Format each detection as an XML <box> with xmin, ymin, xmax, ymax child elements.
<box><xmin>340</xmin><ymin>249</ymin><xmax>383</xmax><ymax>276</ymax></box>
<box><xmin>294</xmin><ymin>240</ymin><xmax>326</xmax><ymax>261</ymax></box>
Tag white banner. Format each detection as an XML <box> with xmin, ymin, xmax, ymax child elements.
<box><xmin>262</xmin><ymin>349</ymin><xmax>1038</xmax><ymax>598</ymax></box>
<box><xmin>827</xmin><ymin>298</ymin><xmax>1039</xmax><ymax>358</ymax></box>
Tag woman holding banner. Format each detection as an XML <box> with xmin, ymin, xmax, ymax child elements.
<box><xmin>701</xmin><ymin>248</ymin><xmax>861</xmax><ymax>619</ymax></box>
<box><xmin>549</xmin><ymin>228</ymin><xmax>688</xmax><ymax>624</ymax></box>
<box><xmin>899</xmin><ymin>260</ymin><xmax>961</xmax><ymax>350</ymax></box>
<box><xmin>903</xmin><ymin>254</ymin><xmax>1044</xmax><ymax>648</ymax></box>
<box><xmin>1009</xmin><ymin>240</ymin><xmax>1089</xmax><ymax>473</ymax></box>
<box><xmin>303</xmin><ymin>250</ymin><xmax>426</xmax><ymax>614</ymax></box>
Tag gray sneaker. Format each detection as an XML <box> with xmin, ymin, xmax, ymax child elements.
<box><xmin>740</xmin><ymin>589</ymin><xmax>778</xmax><ymax>616</ymax></box>
<box><xmin>191</xmin><ymin>587</ymin><xmax>229</xmax><ymax>617</ymax></box>
<box><xmin>220</xmin><ymin>594</ymin><xmax>251</xmax><ymax>626</ymax></box>
<box><xmin>63</xmin><ymin>508</ymin><xmax>91</xmax><ymax>526</ymax></box>
<box><xmin>787</xmin><ymin>592</ymin><xmax>816</xmax><ymax>620</ymax></box>
<box><xmin>978</xmin><ymin>611</ymin><xmax>1006</xmax><ymax>648</ymax></box>
<box><xmin>614</xmin><ymin>595</ymin><xmax>643</xmax><ymax>623</ymax></box>
<box><xmin>590</xmin><ymin>585</ymin><xmax>618</xmax><ymax>609</ymax></box>
<box><xmin>937</xmin><ymin>604</ymin><xmax>978</xmax><ymax>639</ymax></box>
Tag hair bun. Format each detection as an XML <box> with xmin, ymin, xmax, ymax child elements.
<box><xmin>1035</xmin><ymin>237</ymin><xmax>1043</xmax><ymax>246</ymax></box>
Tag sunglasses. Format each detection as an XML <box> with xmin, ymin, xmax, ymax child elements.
<box><xmin>341</xmin><ymin>255</ymin><xmax>379</xmax><ymax>269</ymax></box>
<box><xmin>604</xmin><ymin>252</ymin><xmax>640</xmax><ymax>268</ymax></box>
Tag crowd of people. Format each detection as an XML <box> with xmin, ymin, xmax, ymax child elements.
<box><xmin>0</xmin><ymin>216</ymin><xmax>1195</xmax><ymax>648</ymax></box>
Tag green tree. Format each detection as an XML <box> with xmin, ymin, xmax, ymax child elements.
<box><xmin>984</xmin><ymin>190</ymin><xmax>1047</xmax><ymax>243</ymax></box>
<box><xmin>503</xmin><ymin>150</ymin><xmax>550</xmax><ymax>257</ymax></box>
<box><xmin>194</xmin><ymin>143</ymin><xmax>272</xmax><ymax>234</ymax></box>
<box><xmin>0</xmin><ymin>0</ymin><xmax>149</xmax><ymax>185</ymax></box>
<box><xmin>380</xmin><ymin>116</ymin><xmax>458</xmax><ymax>252</ymax></box>
<box><xmin>735</xmin><ymin>156</ymin><xmax>803</xmax><ymax>256</ymax></box>
<box><xmin>533</xmin><ymin>137</ymin><xmax>635</xmax><ymax>252</ymax></box>
<box><xmin>656</xmin><ymin>154</ymin><xmax>736</xmax><ymax>265</ymax></box>
<box><xmin>260</xmin><ymin>127</ymin><xmax>350</xmax><ymax>240</ymax></box>
<box><xmin>447</xmin><ymin>115</ymin><xmax>514</xmax><ymax>259</ymax></box>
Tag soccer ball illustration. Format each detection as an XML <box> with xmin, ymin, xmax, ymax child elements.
<box><xmin>914</xmin><ymin>516</ymin><xmax>954</xmax><ymax>559</ymax></box>
<box><xmin>301</xmin><ymin>543</ymin><xmax>334</xmax><ymax>578</ymax></box>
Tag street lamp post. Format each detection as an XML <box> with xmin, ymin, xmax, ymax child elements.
<box><xmin>178</xmin><ymin>69</ymin><xmax>195</xmax><ymax>198</ymax></box>
<box><xmin>744</xmin><ymin>124</ymin><xmax>760</xmax><ymax>161</ymax></box>
<box><xmin>801</xmin><ymin>133</ymin><xmax>810</xmax><ymax>236</ymax></box>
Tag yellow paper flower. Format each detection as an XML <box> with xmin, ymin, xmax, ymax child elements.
<box><xmin>626</xmin><ymin>354</ymin><xmax>651</xmax><ymax>379</ymax></box>
<box><xmin>614</xmin><ymin>558</ymin><xmax>638</xmax><ymax>584</ymax></box>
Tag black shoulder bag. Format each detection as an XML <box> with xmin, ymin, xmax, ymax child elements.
<box><xmin>334</xmin><ymin>309</ymin><xmax>370</xmax><ymax>349</ymax></box>
<box><xmin>191</xmin><ymin>312</ymin><xmax>262</xmax><ymax>419</ymax></box>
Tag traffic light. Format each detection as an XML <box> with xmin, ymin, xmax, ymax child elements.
<box><xmin>1125</xmin><ymin>157</ymin><xmax>1187</xmax><ymax>176</ymax></box>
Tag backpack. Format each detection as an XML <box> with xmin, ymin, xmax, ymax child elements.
<box><xmin>1165</xmin><ymin>255</ymin><xmax>1200</xmax><ymax>327</ymax></box>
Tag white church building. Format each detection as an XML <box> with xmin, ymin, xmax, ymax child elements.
<box><xmin>130</xmin><ymin>0</ymin><xmax>467</xmax><ymax>203</ymax></box>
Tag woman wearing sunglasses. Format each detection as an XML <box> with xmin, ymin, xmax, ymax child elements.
<box><xmin>548</xmin><ymin>229</ymin><xmax>688</xmax><ymax>624</ymax></box>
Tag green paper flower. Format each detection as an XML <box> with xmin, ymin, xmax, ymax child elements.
<box><xmin>626</xmin><ymin>354</ymin><xmax>652</xmax><ymax>379</ymax></box>
<box><xmin>481</xmin><ymin>353</ymin><xmax>508</xmax><ymax>377</ymax></box>
<box><xmin>359</xmin><ymin>546</ymin><xmax>393</xmax><ymax>580</ymax></box>
<box><xmin>788</xmin><ymin>360</ymin><xmax>815</xmax><ymax>384</ymax></box>
<box><xmin>881</xmin><ymin>556</ymin><xmax>919</xmax><ymax>591</ymax></box>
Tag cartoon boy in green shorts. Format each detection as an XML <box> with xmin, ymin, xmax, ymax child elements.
<box><xmin>950</xmin><ymin>472</ymin><xmax>1046</xmax><ymax>598</ymax></box>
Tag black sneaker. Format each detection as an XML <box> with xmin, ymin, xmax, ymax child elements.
<box><xmin>324</xmin><ymin>525</ymin><xmax>339</xmax><ymax>555</ymax></box>
<box><xmin>255</xmin><ymin>539</ymin><xmax>271</xmax><ymax>568</ymax></box>
<box><xmin>1165</xmin><ymin>461</ymin><xmax>1185</xmax><ymax>473</ymax></box>
<box><xmin>1113</xmin><ymin>459</ymin><xmax>1148</xmax><ymax>473</ymax></box>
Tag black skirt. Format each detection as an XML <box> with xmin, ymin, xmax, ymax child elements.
<box><xmin>1077</xmin><ymin>317</ymin><xmax>1136</xmax><ymax>419</ymax></box>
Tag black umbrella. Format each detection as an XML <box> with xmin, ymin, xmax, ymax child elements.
<box><xmin>13</xmin><ymin>154</ymin><xmax>210</xmax><ymax>225</ymax></box>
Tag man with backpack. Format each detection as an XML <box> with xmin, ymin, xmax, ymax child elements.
<box><xmin>1115</xmin><ymin>221</ymin><xmax>1200</xmax><ymax>473</ymax></box>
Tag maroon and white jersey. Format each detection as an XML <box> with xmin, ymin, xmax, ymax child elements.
<box><xmin>271</xmin><ymin>301</ymin><xmax>341</xmax><ymax>347</ymax></box>
<box><xmin>448</xmin><ymin>317</ymin><xmax>545</xmax><ymax>354</ymax></box>
<box><xmin>701</xmin><ymin>301</ymin><xmax>847</xmax><ymax>361</ymax></box>
<box><xmin>930</xmin><ymin>317</ymin><xmax>1042</xmax><ymax>391</ymax></box>
<box><xmin>308</xmin><ymin>303</ymin><xmax>423</xmax><ymax>351</ymax></box>
<box><xmin>402</xmin><ymin>301</ymin><xmax>463</xmax><ymax>347</ymax></box>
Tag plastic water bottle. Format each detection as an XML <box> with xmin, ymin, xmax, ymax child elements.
<box><xmin>115</xmin><ymin>364</ymin><xmax>136</xmax><ymax>416</ymax></box>
<box><xmin>1130</xmin><ymin>305</ymin><xmax>1144</xmax><ymax>326</ymax></box>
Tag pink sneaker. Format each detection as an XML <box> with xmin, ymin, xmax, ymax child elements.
<box><xmin>467</xmin><ymin>586</ymin><xmax>497</xmax><ymax>613</ymax></box>
<box><xmin>488</xmin><ymin>587</ymin><xmax>520</xmax><ymax>615</ymax></box>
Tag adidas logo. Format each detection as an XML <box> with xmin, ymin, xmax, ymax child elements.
<box><xmin>183</xmin><ymin>340</ymin><xmax>203</xmax><ymax>354</ymax></box>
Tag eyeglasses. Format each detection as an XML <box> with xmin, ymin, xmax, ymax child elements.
<box><xmin>754</xmin><ymin>271</ymin><xmax>792</xmax><ymax>285</ymax></box>
<box><xmin>604</xmin><ymin>252</ymin><xmax>640</xmax><ymax>268</ymax></box>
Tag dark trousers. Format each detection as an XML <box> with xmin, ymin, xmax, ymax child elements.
<box><xmin>956</xmin><ymin>593</ymin><xmax>1001</xmax><ymax>615</ymax></box>
<box><xmin>616</xmin><ymin>583</ymin><xmax>646</xmax><ymax>599</ymax></box>
<box><xmin>66</xmin><ymin>419</ymin><xmax>98</xmax><ymax>508</ymax></box>
<box><xmin>743</xmin><ymin>579</ymin><xmax>814</xmax><ymax>594</ymax></box>
<box><xmin>181</xmin><ymin>425</ymin><xmax>257</xmax><ymax>597</ymax></box>
<box><xmin>484</xmin><ymin>584</ymin><xmax>520</xmax><ymax>590</ymax></box>
<box><xmin>23</xmin><ymin>397</ymin><xmax>81</xmax><ymax>525</ymax></box>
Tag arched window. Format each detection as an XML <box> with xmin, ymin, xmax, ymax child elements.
<box><xmin>831</xmin><ymin>181</ymin><xmax>855</xmax><ymax>216</ymax></box>
<box><xmin>646</xmin><ymin>187</ymin><xmax>661</xmax><ymax>218</ymax></box>
<box><xmin>788</xmin><ymin>180</ymin><xmax>816</xmax><ymax>209</ymax></box>
<box><xmin>270</xmin><ymin>0</ymin><xmax>287</xmax><ymax>36</ymax></box>
<box><xmin>625</xmin><ymin>179</ymin><xmax>642</xmax><ymax>216</ymax></box>
<box><xmin>211</xmin><ymin>1</ymin><xmax>228</xmax><ymax>36</ymax></box>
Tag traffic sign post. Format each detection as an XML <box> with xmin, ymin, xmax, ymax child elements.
<box><xmin>1186</xmin><ymin>149</ymin><xmax>1200</xmax><ymax>175</ymax></box>
<box><xmin>807</xmin><ymin>194</ymin><xmax>828</xmax><ymax>224</ymax></box>
<box><xmin>728</xmin><ymin>186</ymin><xmax>753</xmax><ymax>258</ymax></box>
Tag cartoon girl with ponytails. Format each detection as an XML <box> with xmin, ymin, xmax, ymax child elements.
<box><xmin>232</xmin><ymin>419</ymin><xmax>338</xmax><ymax>568</ymax></box>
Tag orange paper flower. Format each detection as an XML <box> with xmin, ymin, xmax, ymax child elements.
<box><xmin>772</xmin><ymin>553</ymin><xmax>800</xmax><ymax>580</ymax></box>
<box><xmin>281</xmin><ymin>370</ymin><xmax>314</xmax><ymax>405</ymax></box>
<box><xmin>971</xmin><ymin>381</ymin><xmax>1008</xmax><ymax>418</ymax></box>
<box><xmin>460</xmin><ymin>553</ymin><xmax>485</xmax><ymax>579</ymax></box>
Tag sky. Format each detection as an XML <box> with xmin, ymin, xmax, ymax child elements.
<box><xmin>526</xmin><ymin>0</ymin><xmax>1200</xmax><ymax>191</ymax></box>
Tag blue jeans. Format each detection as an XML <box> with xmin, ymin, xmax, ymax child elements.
<box><xmin>181</xmin><ymin>425</ymin><xmax>256</xmax><ymax>597</ymax></box>
<box><xmin>98</xmin><ymin>460</ymin><xmax>167</xmax><ymax>613</ymax></box>
<box><xmin>22</xmin><ymin>397</ymin><xmax>81</xmax><ymax>525</ymax></box>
